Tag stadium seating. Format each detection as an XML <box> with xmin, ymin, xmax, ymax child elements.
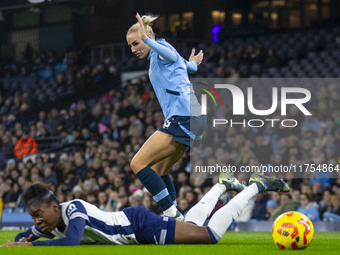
<box><xmin>0</xmin><ymin>24</ymin><xmax>340</xmax><ymax>225</ymax></box>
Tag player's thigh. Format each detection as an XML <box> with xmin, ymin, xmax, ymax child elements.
<box><xmin>151</xmin><ymin>144</ymin><xmax>187</xmax><ymax>176</ymax></box>
<box><xmin>130</xmin><ymin>131</ymin><xmax>182</xmax><ymax>173</ymax></box>
<box><xmin>174</xmin><ymin>221</ymin><xmax>212</xmax><ymax>244</ymax></box>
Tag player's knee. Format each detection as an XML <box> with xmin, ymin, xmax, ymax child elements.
<box><xmin>130</xmin><ymin>157</ymin><xmax>146</xmax><ymax>174</ymax></box>
<box><xmin>130</xmin><ymin>159</ymin><xmax>138</xmax><ymax>174</ymax></box>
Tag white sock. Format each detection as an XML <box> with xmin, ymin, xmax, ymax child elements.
<box><xmin>163</xmin><ymin>204</ymin><xmax>178</xmax><ymax>217</ymax></box>
<box><xmin>207</xmin><ymin>183</ymin><xmax>259</xmax><ymax>242</ymax></box>
<box><xmin>185</xmin><ymin>183</ymin><xmax>226</xmax><ymax>226</ymax></box>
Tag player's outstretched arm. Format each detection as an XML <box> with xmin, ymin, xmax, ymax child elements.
<box><xmin>186</xmin><ymin>48</ymin><xmax>204</xmax><ymax>73</ymax></box>
<box><xmin>15</xmin><ymin>228</ymin><xmax>39</xmax><ymax>242</ymax></box>
<box><xmin>2</xmin><ymin>217</ymin><xmax>86</xmax><ymax>247</ymax></box>
<box><xmin>2</xmin><ymin>226</ymin><xmax>54</xmax><ymax>246</ymax></box>
<box><xmin>1</xmin><ymin>229</ymin><xmax>35</xmax><ymax>246</ymax></box>
<box><xmin>144</xmin><ymin>37</ymin><xmax>177</xmax><ymax>63</ymax></box>
<box><xmin>189</xmin><ymin>48</ymin><xmax>203</xmax><ymax>66</ymax></box>
<box><xmin>32</xmin><ymin>217</ymin><xmax>86</xmax><ymax>246</ymax></box>
<box><xmin>1</xmin><ymin>241</ymin><xmax>33</xmax><ymax>246</ymax></box>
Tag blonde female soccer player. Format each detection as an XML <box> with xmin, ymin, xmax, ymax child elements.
<box><xmin>126</xmin><ymin>13</ymin><xmax>206</xmax><ymax>219</ymax></box>
<box><xmin>2</xmin><ymin>174</ymin><xmax>289</xmax><ymax>246</ymax></box>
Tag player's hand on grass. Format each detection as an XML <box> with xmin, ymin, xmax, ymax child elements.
<box><xmin>189</xmin><ymin>48</ymin><xmax>204</xmax><ymax>66</ymax></box>
<box><xmin>136</xmin><ymin>12</ymin><xmax>147</xmax><ymax>40</ymax></box>
<box><xmin>18</xmin><ymin>234</ymin><xmax>33</xmax><ymax>243</ymax></box>
<box><xmin>1</xmin><ymin>241</ymin><xmax>33</xmax><ymax>247</ymax></box>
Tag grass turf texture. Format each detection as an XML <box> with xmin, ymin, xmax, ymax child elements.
<box><xmin>0</xmin><ymin>231</ymin><xmax>339</xmax><ymax>255</ymax></box>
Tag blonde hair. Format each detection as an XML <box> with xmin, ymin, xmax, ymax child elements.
<box><xmin>127</xmin><ymin>14</ymin><xmax>158</xmax><ymax>39</ymax></box>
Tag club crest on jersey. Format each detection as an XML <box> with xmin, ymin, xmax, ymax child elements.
<box><xmin>67</xmin><ymin>203</ymin><xmax>77</xmax><ymax>217</ymax></box>
<box><xmin>163</xmin><ymin>120</ymin><xmax>171</xmax><ymax>129</ymax></box>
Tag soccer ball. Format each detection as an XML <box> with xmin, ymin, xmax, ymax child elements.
<box><xmin>272</xmin><ymin>211</ymin><xmax>314</xmax><ymax>250</ymax></box>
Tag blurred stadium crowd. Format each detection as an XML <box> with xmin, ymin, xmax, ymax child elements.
<box><xmin>0</xmin><ymin>25</ymin><xmax>340</xmax><ymax>223</ymax></box>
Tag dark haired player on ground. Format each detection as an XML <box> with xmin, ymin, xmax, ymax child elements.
<box><xmin>1</xmin><ymin>173</ymin><xmax>289</xmax><ymax>246</ymax></box>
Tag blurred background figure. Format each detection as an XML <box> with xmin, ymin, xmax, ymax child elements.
<box><xmin>14</xmin><ymin>128</ymin><xmax>37</xmax><ymax>159</ymax></box>
<box><xmin>323</xmin><ymin>194</ymin><xmax>340</xmax><ymax>222</ymax></box>
<box><xmin>297</xmin><ymin>193</ymin><xmax>320</xmax><ymax>222</ymax></box>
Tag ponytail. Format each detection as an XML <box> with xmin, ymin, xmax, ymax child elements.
<box><xmin>127</xmin><ymin>14</ymin><xmax>159</xmax><ymax>39</ymax></box>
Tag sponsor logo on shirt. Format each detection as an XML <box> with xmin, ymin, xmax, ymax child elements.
<box><xmin>67</xmin><ymin>203</ymin><xmax>77</xmax><ymax>217</ymax></box>
<box><xmin>163</xmin><ymin>120</ymin><xmax>171</xmax><ymax>129</ymax></box>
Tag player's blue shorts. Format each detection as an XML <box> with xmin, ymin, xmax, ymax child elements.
<box><xmin>158</xmin><ymin>115</ymin><xmax>207</xmax><ymax>147</ymax></box>
<box><xmin>122</xmin><ymin>206</ymin><xmax>176</xmax><ymax>244</ymax></box>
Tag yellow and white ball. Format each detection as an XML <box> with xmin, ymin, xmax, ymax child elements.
<box><xmin>272</xmin><ymin>211</ymin><xmax>314</xmax><ymax>250</ymax></box>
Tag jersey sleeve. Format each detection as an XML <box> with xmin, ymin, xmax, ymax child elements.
<box><xmin>184</xmin><ymin>59</ymin><xmax>198</xmax><ymax>73</ymax></box>
<box><xmin>144</xmin><ymin>37</ymin><xmax>177</xmax><ymax>63</ymax></box>
<box><xmin>65</xmin><ymin>200</ymin><xmax>89</xmax><ymax>222</ymax></box>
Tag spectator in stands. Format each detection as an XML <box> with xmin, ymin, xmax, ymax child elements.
<box><xmin>116</xmin><ymin>192</ymin><xmax>129</xmax><ymax>211</ymax></box>
<box><xmin>269</xmin><ymin>193</ymin><xmax>300</xmax><ymax>221</ymax></box>
<box><xmin>72</xmin><ymin>185</ymin><xmax>84</xmax><ymax>200</ymax></box>
<box><xmin>9</xmin><ymin>169</ymin><xmax>19</xmax><ymax>183</ymax></box>
<box><xmin>220</xmin><ymin>50</ymin><xmax>239</xmax><ymax>69</ymax></box>
<box><xmin>254</xmin><ymin>135</ymin><xmax>272</xmax><ymax>164</ymax></box>
<box><xmin>265</xmin><ymin>192</ymin><xmax>280</xmax><ymax>219</ymax></box>
<box><xmin>104</xmin><ymin>191</ymin><xmax>117</xmax><ymax>212</ymax></box>
<box><xmin>21</xmin><ymin>92</ymin><xmax>33</xmax><ymax>109</ymax></box>
<box><xmin>312</xmin><ymin>182</ymin><xmax>323</xmax><ymax>203</ymax></box>
<box><xmin>142</xmin><ymin>192</ymin><xmax>160</xmax><ymax>214</ymax></box>
<box><xmin>85</xmin><ymin>193</ymin><xmax>97</xmax><ymax>206</ymax></box>
<box><xmin>323</xmin><ymin>194</ymin><xmax>340</xmax><ymax>222</ymax></box>
<box><xmin>297</xmin><ymin>193</ymin><xmax>320</xmax><ymax>222</ymax></box>
<box><xmin>129</xmin><ymin>195</ymin><xmax>141</xmax><ymax>207</ymax></box>
<box><xmin>2</xmin><ymin>114</ymin><xmax>16</xmax><ymax>131</ymax></box>
<box><xmin>2</xmin><ymin>181</ymin><xmax>20</xmax><ymax>208</ymax></box>
<box><xmin>319</xmin><ymin>189</ymin><xmax>333</xmax><ymax>220</ymax></box>
<box><xmin>42</xmin><ymin>166</ymin><xmax>58</xmax><ymax>189</ymax></box>
<box><xmin>301</xmin><ymin>116</ymin><xmax>320</xmax><ymax>133</ymax></box>
<box><xmin>0</xmin><ymin>139</ymin><xmax>6</xmax><ymax>168</ymax></box>
<box><xmin>263</xmin><ymin>48</ymin><xmax>280</xmax><ymax>68</ymax></box>
<box><xmin>300</xmin><ymin>183</ymin><xmax>313</xmax><ymax>197</ymax></box>
<box><xmin>76</xmin><ymin>100</ymin><xmax>90</xmax><ymax>129</ymax></box>
<box><xmin>178</xmin><ymin>198</ymin><xmax>189</xmax><ymax>216</ymax></box>
<box><xmin>46</xmin><ymin>108</ymin><xmax>62</xmax><ymax>136</ymax></box>
<box><xmin>16</xmin><ymin>103</ymin><xmax>31</xmax><ymax>126</ymax></box>
<box><xmin>184</xmin><ymin>190</ymin><xmax>198</xmax><ymax>209</ymax></box>
<box><xmin>14</xmin><ymin>129</ymin><xmax>37</xmax><ymax>159</ymax></box>
<box><xmin>73</xmin><ymin>152</ymin><xmax>87</xmax><ymax>181</ymax></box>
<box><xmin>97</xmin><ymin>191</ymin><xmax>108</xmax><ymax>211</ymax></box>
<box><xmin>252</xmin><ymin>193</ymin><xmax>268</xmax><ymax>220</ymax></box>
<box><xmin>265</xmin><ymin>199</ymin><xmax>277</xmax><ymax>220</ymax></box>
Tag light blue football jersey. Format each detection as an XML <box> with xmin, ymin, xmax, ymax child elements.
<box><xmin>147</xmin><ymin>39</ymin><xmax>202</xmax><ymax>120</ymax></box>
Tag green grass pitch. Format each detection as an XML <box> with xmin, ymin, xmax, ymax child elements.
<box><xmin>0</xmin><ymin>231</ymin><xmax>339</xmax><ymax>255</ymax></box>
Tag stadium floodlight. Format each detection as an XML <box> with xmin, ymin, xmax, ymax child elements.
<box><xmin>27</xmin><ymin>0</ymin><xmax>45</xmax><ymax>3</ymax></box>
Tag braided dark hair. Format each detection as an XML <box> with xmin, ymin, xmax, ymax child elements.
<box><xmin>23</xmin><ymin>183</ymin><xmax>59</xmax><ymax>208</ymax></box>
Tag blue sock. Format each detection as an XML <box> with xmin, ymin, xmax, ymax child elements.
<box><xmin>136</xmin><ymin>166</ymin><xmax>174</xmax><ymax>211</ymax></box>
<box><xmin>161</xmin><ymin>174</ymin><xmax>177</xmax><ymax>206</ymax></box>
